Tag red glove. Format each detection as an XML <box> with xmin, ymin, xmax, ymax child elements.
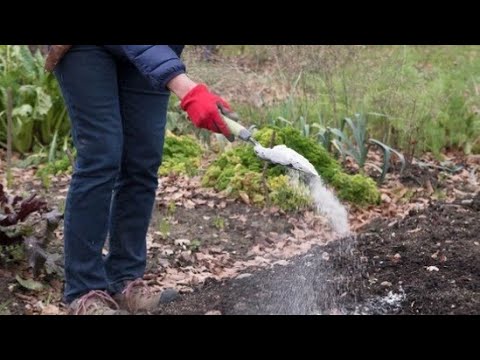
<box><xmin>180</xmin><ymin>84</ymin><xmax>234</xmax><ymax>142</ymax></box>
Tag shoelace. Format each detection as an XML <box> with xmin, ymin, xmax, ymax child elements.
<box><xmin>74</xmin><ymin>290</ymin><xmax>119</xmax><ymax>315</ymax></box>
<box><xmin>122</xmin><ymin>278</ymin><xmax>152</xmax><ymax>311</ymax></box>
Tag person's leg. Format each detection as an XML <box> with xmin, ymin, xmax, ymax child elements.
<box><xmin>105</xmin><ymin>59</ymin><xmax>170</xmax><ymax>295</ymax></box>
<box><xmin>54</xmin><ymin>45</ymin><xmax>123</xmax><ymax>304</ymax></box>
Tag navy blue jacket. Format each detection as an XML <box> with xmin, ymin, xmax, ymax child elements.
<box><xmin>105</xmin><ymin>45</ymin><xmax>186</xmax><ymax>90</ymax></box>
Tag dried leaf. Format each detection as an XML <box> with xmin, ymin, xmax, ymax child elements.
<box><xmin>396</xmin><ymin>188</ymin><xmax>409</xmax><ymax>200</ymax></box>
<box><xmin>291</xmin><ymin>227</ymin><xmax>306</xmax><ymax>240</ymax></box>
<box><xmin>15</xmin><ymin>275</ymin><xmax>44</xmax><ymax>291</ymax></box>
<box><xmin>183</xmin><ymin>199</ymin><xmax>196</xmax><ymax>209</ymax></box>
<box><xmin>170</xmin><ymin>192</ymin><xmax>184</xmax><ymax>201</ymax></box>
<box><xmin>209</xmin><ymin>247</ymin><xmax>224</xmax><ymax>254</ymax></box>
<box><xmin>239</xmin><ymin>191</ymin><xmax>250</xmax><ymax>205</ymax></box>
<box><xmin>16</xmin><ymin>195</ymin><xmax>47</xmax><ymax>223</ymax></box>
<box><xmin>174</xmin><ymin>239</ymin><xmax>191</xmax><ymax>246</ymax></box>
<box><xmin>381</xmin><ymin>194</ymin><xmax>392</xmax><ymax>204</ymax></box>
<box><xmin>272</xmin><ymin>260</ymin><xmax>289</xmax><ymax>267</ymax></box>
<box><xmin>41</xmin><ymin>304</ymin><xmax>61</xmax><ymax>315</ymax></box>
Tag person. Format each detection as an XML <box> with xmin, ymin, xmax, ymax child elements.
<box><xmin>46</xmin><ymin>45</ymin><xmax>235</xmax><ymax>315</ymax></box>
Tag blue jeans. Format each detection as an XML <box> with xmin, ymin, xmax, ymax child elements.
<box><xmin>55</xmin><ymin>45</ymin><xmax>170</xmax><ymax>303</ymax></box>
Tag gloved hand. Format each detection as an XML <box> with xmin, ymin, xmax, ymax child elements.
<box><xmin>180</xmin><ymin>84</ymin><xmax>235</xmax><ymax>142</ymax></box>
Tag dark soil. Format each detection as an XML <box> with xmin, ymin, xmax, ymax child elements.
<box><xmin>399</xmin><ymin>162</ymin><xmax>440</xmax><ymax>189</ymax></box>
<box><xmin>155</xmin><ymin>195</ymin><xmax>480</xmax><ymax>315</ymax></box>
<box><xmin>151</xmin><ymin>200</ymin><xmax>296</xmax><ymax>261</ymax></box>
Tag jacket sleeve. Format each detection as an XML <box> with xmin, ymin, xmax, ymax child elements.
<box><xmin>121</xmin><ymin>45</ymin><xmax>186</xmax><ymax>90</ymax></box>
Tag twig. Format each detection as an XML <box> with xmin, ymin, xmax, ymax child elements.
<box><xmin>262</xmin><ymin>131</ymin><xmax>276</xmax><ymax>207</ymax></box>
<box><xmin>65</xmin><ymin>147</ymin><xmax>75</xmax><ymax>168</ymax></box>
<box><xmin>6</xmin><ymin>88</ymin><xmax>13</xmax><ymax>188</ymax></box>
<box><xmin>14</xmin><ymin>293</ymin><xmax>36</xmax><ymax>302</ymax></box>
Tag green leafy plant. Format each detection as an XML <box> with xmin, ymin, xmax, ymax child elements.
<box><xmin>0</xmin><ymin>45</ymin><xmax>70</xmax><ymax>157</ymax></box>
<box><xmin>369</xmin><ymin>139</ymin><xmax>406</xmax><ymax>183</ymax></box>
<box><xmin>268</xmin><ymin>175</ymin><xmax>312</xmax><ymax>210</ymax></box>
<box><xmin>0</xmin><ymin>244</ymin><xmax>25</xmax><ymax>264</ymax></box>
<box><xmin>212</xmin><ymin>216</ymin><xmax>226</xmax><ymax>230</ymax></box>
<box><xmin>160</xmin><ymin>132</ymin><xmax>203</xmax><ymax>176</ymax></box>
<box><xmin>166</xmin><ymin>201</ymin><xmax>177</xmax><ymax>217</ymax></box>
<box><xmin>0</xmin><ymin>184</ymin><xmax>63</xmax><ymax>276</ymax></box>
<box><xmin>203</xmin><ymin>126</ymin><xmax>380</xmax><ymax>207</ymax></box>
<box><xmin>312</xmin><ymin>123</ymin><xmax>334</xmax><ymax>152</ymax></box>
<box><xmin>328</xmin><ymin>114</ymin><xmax>406</xmax><ymax>183</ymax></box>
<box><xmin>188</xmin><ymin>239</ymin><xmax>202</xmax><ymax>252</ymax></box>
<box><xmin>158</xmin><ymin>218</ymin><xmax>171</xmax><ymax>239</ymax></box>
<box><xmin>335</xmin><ymin>115</ymin><xmax>369</xmax><ymax>168</ymax></box>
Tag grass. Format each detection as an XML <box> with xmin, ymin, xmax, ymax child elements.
<box><xmin>212</xmin><ymin>216</ymin><xmax>226</xmax><ymax>230</ymax></box>
<box><xmin>0</xmin><ymin>300</ymin><xmax>12</xmax><ymax>315</ymax></box>
<box><xmin>186</xmin><ymin>45</ymin><xmax>480</xmax><ymax>158</ymax></box>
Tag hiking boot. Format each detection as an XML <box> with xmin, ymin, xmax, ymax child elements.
<box><xmin>113</xmin><ymin>279</ymin><xmax>179</xmax><ymax>314</ymax></box>
<box><xmin>68</xmin><ymin>290</ymin><xmax>124</xmax><ymax>315</ymax></box>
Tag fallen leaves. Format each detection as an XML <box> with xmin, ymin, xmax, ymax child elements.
<box><xmin>39</xmin><ymin>304</ymin><xmax>61</xmax><ymax>315</ymax></box>
<box><xmin>174</xmin><ymin>239</ymin><xmax>191</xmax><ymax>247</ymax></box>
<box><xmin>183</xmin><ymin>199</ymin><xmax>196</xmax><ymax>209</ymax></box>
<box><xmin>229</xmin><ymin>214</ymin><xmax>247</xmax><ymax>223</ymax></box>
<box><xmin>381</xmin><ymin>194</ymin><xmax>392</xmax><ymax>204</ymax></box>
<box><xmin>15</xmin><ymin>275</ymin><xmax>44</xmax><ymax>291</ymax></box>
<box><xmin>239</xmin><ymin>191</ymin><xmax>250</xmax><ymax>205</ymax></box>
<box><xmin>149</xmin><ymin>212</ymin><xmax>337</xmax><ymax>292</ymax></box>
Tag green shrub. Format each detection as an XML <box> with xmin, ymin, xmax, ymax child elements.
<box><xmin>159</xmin><ymin>132</ymin><xmax>203</xmax><ymax>176</ymax></box>
<box><xmin>202</xmin><ymin>126</ymin><xmax>380</xmax><ymax>208</ymax></box>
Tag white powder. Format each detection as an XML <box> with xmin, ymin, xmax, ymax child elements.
<box><xmin>253</xmin><ymin>142</ymin><xmax>350</xmax><ymax>235</ymax></box>
<box><xmin>308</xmin><ymin>175</ymin><xmax>350</xmax><ymax>236</ymax></box>
<box><xmin>254</xmin><ymin>144</ymin><xmax>319</xmax><ymax>177</ymax></box>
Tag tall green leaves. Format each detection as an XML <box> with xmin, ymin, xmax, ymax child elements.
<box><xmin>369</xmin><ymin>139</ymin><xmax>406</xmax><ymax>183</ymax></box>
<box><xmin>0</xmin><ymin>45</ymin><xmax>70</xmax><ymax>156</ymax></box>
<box><xmin>327</xmin><ymin>114</ymin><xmax>406</xmax><ymax>183</ymax></box>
